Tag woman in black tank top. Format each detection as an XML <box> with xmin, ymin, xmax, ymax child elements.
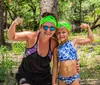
<box><xmin>7</xmin><ymin>12</ymin><xmax>58</xmax><ymax>85</ymax></box>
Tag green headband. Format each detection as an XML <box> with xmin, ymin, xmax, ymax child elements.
<box><xmin>39</xmin><ymin>15</ymin><xmax>57</xmax><ymax>27</ymax></box>
<box><xmin>57</xmin><ymin>22</ymin><xmax>71</xmax><ymax>31</ymax></box>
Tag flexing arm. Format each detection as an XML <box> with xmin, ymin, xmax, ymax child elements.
<box><xmin>72</xmin><ymin>23</ymin><xmax>94</xmax><ymax>46</ymax></box>
<box><xmin>52</xmin><ymin>48</ymin><xmax>58</xmax><ymax>85</ymax></box>
<box><xmin>7</xmin><ymin>17</ymin><xmax>29</xmax><ymax>41</ymax></box>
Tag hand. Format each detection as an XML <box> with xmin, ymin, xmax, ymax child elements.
<box><xmin>80</xmin><ymin>23</ymin><xmax>89</xmax><ymax>29</ymax></box>
<box><xmin>52</xmin><ymin>82</ymin><xmax>58</xmax><ymax>85</ymax></box>
<box><xmin>76</xmin><ymin>58</ymin><xmax>80</xmax><ymax>73</ymax></box>
<box><xmin>14</xmin><ymin>17</ymin><xmax>22</xmax><ymax>25</ymax></box>
<box><xmin>52</xmin><ymin>83</ymin><xmax>58</xmax><ymax>85</ymax></box>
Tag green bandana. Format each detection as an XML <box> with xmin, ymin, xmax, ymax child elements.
<box><xmin>57</xmin><ymin>22</ymin><xmax>71</xmax><ymax>31</ymax></box>
<box><xmin>39</xmin><ymin>15</ymin><xmax>57</xmax><ymax>27</ymax></box>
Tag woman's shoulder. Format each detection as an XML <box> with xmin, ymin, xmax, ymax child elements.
<box><xmin>51</xmin><ymin>37</ymin><xmax>58</xmax><ymax>43</ymax></box>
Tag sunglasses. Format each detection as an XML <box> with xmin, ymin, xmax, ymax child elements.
<box><xmin>42</xmin><ymin>25</ymin><xmax>55</xmax><ymax>31</ymax></box>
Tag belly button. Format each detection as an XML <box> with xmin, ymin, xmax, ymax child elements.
<box><xmin>66</xmin><ymin>68</ymin><xmax>68</xmax><ymax>71</ymax></box>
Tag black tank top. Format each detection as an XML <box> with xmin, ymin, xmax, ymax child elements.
<box><xmin>18</xmin><ymin>32</ymin><xmax>53</xmax><ymax>80</ymax></box>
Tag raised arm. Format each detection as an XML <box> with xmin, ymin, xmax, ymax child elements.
<box><xmin>52</xmin><ymin>47</ymin><xmax>58</xmax><ymax>85</ymax></box>
<box><xmin>72</xmin><ymin>23</ymin><xmax>94</xmax><ymax>46</ymax></box>
<box><xmin>7</xmin><ymin>17</ymin><xmax>29</xmax><ymax>41</ymax></box>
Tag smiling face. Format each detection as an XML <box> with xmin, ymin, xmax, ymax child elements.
<box><xmin>56</xmin><ymin>27</ymin><xmax>70</xmax><ymax>43</ymax></box>
<box><xmin>40</xmin><ymin>22</ymin><xmax>56</xmax><ymax>38</ymax></box>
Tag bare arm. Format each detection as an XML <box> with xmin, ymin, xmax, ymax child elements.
<box><xmin>7</xmin><ymin>17</ymin><xmax>29</xmax><ymax>41</ymax></box>
<box><xmin>52</xmin><ymin>48</ymin><xmax>58</xmax><ymax>85</ymax></box>
<box><xmin>72</xmin><ymin>23</ymin><xmax>94</xmax><ymax>46</ymax></box>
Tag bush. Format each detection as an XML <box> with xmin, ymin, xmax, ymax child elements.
<box><xmin>0</xmin><ymin>46</ymin><xmax>15</xmax><ymax>82</ymax></box>
<box><xmin>12</xmin><ymin>42</ymin><xmax>25</xmax><ymax>55</ymax></box>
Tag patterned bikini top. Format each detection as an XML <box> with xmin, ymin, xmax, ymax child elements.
<box><xmin>57</xmin><ymin>40</ymin><xmax>78</xmax><ymax>62</ymax></box>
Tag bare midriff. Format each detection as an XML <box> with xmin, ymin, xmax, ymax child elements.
<box><xmin>59</xmin><ymin>60</ymin><xmax>78</xmax><ymax>77</ymax></box>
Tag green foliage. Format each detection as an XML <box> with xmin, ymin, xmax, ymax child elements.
<box><xmin>79</xmin><ymin>45</ymin><xmax>100</xmax><ymax>79</ymax></box>
<box><xmin>0</xmin><ymin>46</ymin><xmax>15</xmax><ymax>81</ymax></box>
<box><xmin>58</xmin><ymin>0</ymin><xmax>100</xmax><ymax>26</ymax></box>
<box><xmin>93</xmin><ymin>45</ymin><xmax>100</xmax><ymax>55</ymax></box>
<box><xmin>84</xmin><ymin>15</ymin><xmax>94</xmax><ymax>23</ymax></box>
<box><xmin>12</xmin><ymin>42</ymin><xmax>25</xmax><ymax>55</ymax></box>
<box><xmin>80</xmin><ymin>68</ymin><xmax>91</xmax><ymax>79</ymax></box>
<box><xmin>79</xmin><ymin>54</ymin><xmax>88</xmax><ymax>67</ymax></box>
<box><xmin>3</xmin><ymin>75</ymin><xmax>17</xmax><ymax>85</ymax></box>
<box><xmin>95</xmin><ymin>8</ymin><xmax>100</xmax><ymax>15</ymax></box>
<box><xmin>93</xmin><ymin>28</ymin><xmax>100</xmax><ymax>35</ymax></box>
<box><xmin>4</xmin><ymin>0</ymin><xmax>40</xmax><ymax>30</ymax></box>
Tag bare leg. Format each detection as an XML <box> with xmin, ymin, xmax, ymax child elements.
<box><xmin>58</xmin><ymin>79</ymin><xmax>67</xmax><ymax>85</ymax></box>
<box><xmin>71</xmin><ymin>79</ymin><xmax>80</xmax><ymax>85</ymax></box>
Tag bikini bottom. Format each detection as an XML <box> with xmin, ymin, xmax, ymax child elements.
<box><xmin>58</xmin><ymin>73</ymin><xmax>80</xmax><ymax>85</ymax></box>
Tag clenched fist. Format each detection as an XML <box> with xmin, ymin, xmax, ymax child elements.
<box><xmin>80</xmin><ymin>23</ymin><xmax>89</xmax><ymax>29</ymax></box>
<box><xmin>14</xmin><ymin>17</ymin><xmax>22</xmax><ymax>25</ymax></box>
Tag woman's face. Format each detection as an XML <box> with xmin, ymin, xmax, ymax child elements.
<box><xmin>56</xmin><ymin>27</ymin><xmax>69</xmax><ymax>42</ymax></box>
<box><xmin>40</xmin><ymin>22</ymin><xmax>56</xmax><ymax>38</ymax></box>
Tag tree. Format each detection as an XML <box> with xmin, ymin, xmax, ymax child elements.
<box><xmin>91</xmin><ymin>15</ymin><xmax>100</xmax><ymax>30</ymax></box>
<box><xmin>0</xmin><ymin>0</ymin><xmax>5</xmax><ymax>45</ymax></box>
<box><xmin>26</xmin><ymin>0</ymin><xmax>40</xmax><ymax>31</ymax></box>
<box><xmin>40</xmin><ymin>0</ymin><xmax>58</xmax><ymax>17</ymax></box>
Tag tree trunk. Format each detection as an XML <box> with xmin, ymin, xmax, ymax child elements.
<box><xmin>0</xmin><ymin>0</ymin><xmax>5</xmax><ymax>45</ymax></box>
<box><xmin>40</xmin><ymin>0</ymin><xmax>58</xmax><ymax>17</ymax></box>
<box><xmin>3</xmin><ymin>8</ymin><xmax>7</xmax><ymax>29</ymax></box>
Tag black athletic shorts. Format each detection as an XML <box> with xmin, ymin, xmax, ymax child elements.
<box><xmin>16</xmin><ymin>73</ymin><xmax>52</xmax><ymax>85</ymax></box>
